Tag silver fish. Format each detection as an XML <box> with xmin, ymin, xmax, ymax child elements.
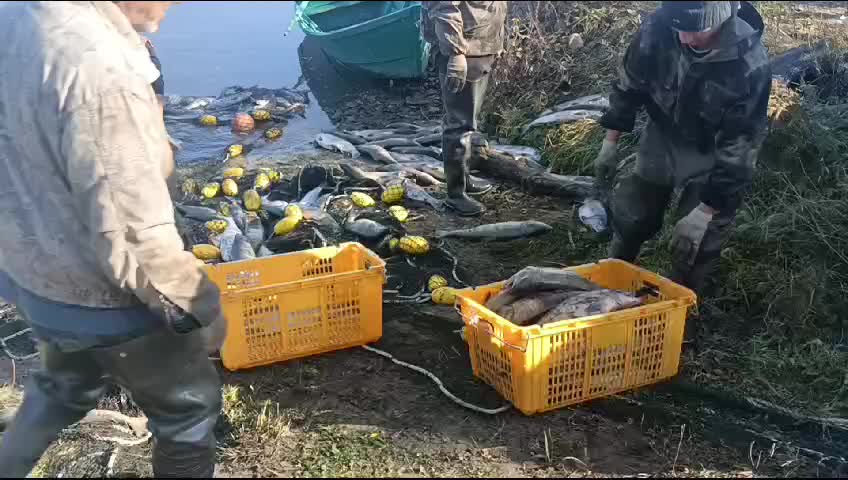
<box><xmin>315</xmin><ymin>133</ymin><xmax>360</xmax><ymax>158</ymax></box>
<box><xmin>536</xmin><ymin>289</ymin><xmax>641</xmax><ymax>326</ymax></box>
<box><xmin>356</xmin><ymin>144</ymin><xmax>397</xmax><ymax>164</ymax></box>
<box><xmin>325</xmin><ymin>130</ymin><xmax>367</xmax><ymax>145</ymax></box>
<box><xmin>388</xmin><ymin>146</ymin><xmax>442</xmax><ymax>160</ymax></box>
<box><xmin>373</xmin><ymin>165</ymin><xmax>443</xmax><ymax>187</ymax></box>
<box><xmin>497</xmin><ymin>291</ymin><xmax>576</xmax><ymax>326</ymax></box>
<box><xmin>257</xmin><ymin>244</ymin><xmax>275</xmax><ymax>257</ymax></box>
<box><xmin>539</xmin><ymin>94</ymin><xmax>609</xmax><ymax>117</ymax></box>
<box><xmin>507</xmin><ymin>267</ymin><xmax>600</xmax><ymax>294</ymax></box>
<box><xmin>344</xmin><ymin>218</ymin><xmax>390</xmax><ymax>240</ymax></box>
<box><xmin>385</xmin><ymin>122</ymin><xmax>425</xmax><ymax>131</ymax></box>
<box><xmin>435</xmin><ymin>221</ymin><xmax>553</xmax><ymax>241</ymax></box>
<box><xmin>174</xmin><ymin>204</ymin><xmax>220</xmax><ymax>222</ymax></box>
<box><xmin>339</xmin><ymin>164</ymin><xmax>394</xmax><ymax>187</ymax></box>
<box><xmin>414</xmin><ymin>133</ymin><xmax>443</xmax><ymax>146</ymax></box>
<box><xmin>404</xmin><ymin>181</ymin><xmax>444</xmax><ymax>211</ymax></box>
<box><xmin>243</xmin><ymin>213</ymin><xmax>265</xmax><ymax>250</ymax></box>
<box><xmin>578</xmin><ymin>199</ymin><xmax>608</xmax><ymax>233</ymax></box>
<box><xmin>489</xmin><ymin>144</ymin><xmax>542</xmax><ymax>164</ymax></box>
<box><xmin>261</xmin><ymin>197</ymin><xmax>289</xmax><ymax>218</ymax></box>
<box><xmin>523</xmin><ymin>109</ymin><xmax>604</xmax><ymax>133</ymax></box>
<box><xmin>350</xmin><ymin>129</ymin><xmax>398</xmax><ymax>142</ymax></box>
<box><xmin>222</xmin><ymin>234</ymin><xmax>256</xmax><ymax>262</ymax></box>
<box><xmin>390</xmin><ymin>152</ymin><xmax>439</xmax><ymax>164</ymax></box>
<box><xmin>303</xmin><ymin>207</ymin><xmax>342</xmax><ymax>234</ymax></box>
<box><xmin>208</xmin><ymin>91</ymin><xmax>252</xmax><ymax>110</ymax></box>
<box><xmin>229</xmin><ymin>202</ymin><xmax>247</xmax><ymax>233</ymax></box>
<box><xmin>298</xmin><ymin>186</ymin><xmax>324</xmax><ymax>209</ymax></box>
<box><xmin>371</xmin><ymin>138</ymin><xmax>420</xmax><ymax>148</ymax></box>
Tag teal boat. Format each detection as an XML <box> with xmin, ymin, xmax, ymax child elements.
<box><xmin>294</xmin><ymin>1</ymin><xmax>431</xmax><ymax>79</ymax></box>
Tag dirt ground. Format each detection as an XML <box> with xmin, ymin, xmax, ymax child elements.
<box><xmin>1</xmin><ymin>24</ymin><xmax>847</xmax><ymax>478</ymax></box>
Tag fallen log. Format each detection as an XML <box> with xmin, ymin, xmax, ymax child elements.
<box><xmin>475</xmin><ymin>148</ymin><xmax>596</xmax><ymax>200</ymax></box>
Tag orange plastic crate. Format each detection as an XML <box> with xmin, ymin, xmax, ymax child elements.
<box><xmin>204</xmin><ymin>242</ymin><xmax>386</xmax><ymax>371</ymax></box>
<box><xmin>455</xmin><ymin>259</ymin><xmax>697</xmax><ymax>415</ymax></box>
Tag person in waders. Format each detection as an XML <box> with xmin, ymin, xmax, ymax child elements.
<box><xmin>595</xmin><ymin>1</ymin><xmax>771</xmax><ymax>297</ymax></box>
<box><xmin>0</xmin><ymin>2</ymin><xmax>224</xmax><ymax>477</ymax></box>
<box><xmin>421</xmin><ymin>1</ymin><xmax>507</xmax><ymax>216</ymax></box>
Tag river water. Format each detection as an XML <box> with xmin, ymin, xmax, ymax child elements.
<box><xmin>148</xmin><ymin>1</ymin><xmax>335</xmax><ymax>165</ymax></box>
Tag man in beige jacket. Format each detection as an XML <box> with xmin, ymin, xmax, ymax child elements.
<box><xmin>421</xmin><ymin>1</ymin><xmax>507</xmax><ymax>216</ymax></box>
<box><xmin>0</xmin><ymin>2</ymin><xmax>224</xmax><ymax>477</ymax></box>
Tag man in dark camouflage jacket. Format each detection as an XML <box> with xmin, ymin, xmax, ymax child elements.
<box><xmin>596</xmin><ymin>1</ymin><xmax>771</xmax><ymax>294</ymax></box>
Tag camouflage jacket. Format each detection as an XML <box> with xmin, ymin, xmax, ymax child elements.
<box><xmin>421</xmin><ymin>1</ymin><xmax>507</xmax><ymax>57</ymax></box>
<box><xmin>600</xmin><ymin>1</ymin><xmax>771</xmax><ymax>212</ymax></box>
<box><xmin>0</xmin><ymin>2</ymin><xmax>221</xmax><ymax>325</ymax></box>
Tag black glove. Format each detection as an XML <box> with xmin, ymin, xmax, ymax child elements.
<box><xmin>159</xmin><ymin>294</ymin><xmax>203</xmax><ymax>334</ymax></box>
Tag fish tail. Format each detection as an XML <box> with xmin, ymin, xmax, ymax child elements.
<box><xmin>434</xmin><ymin>230</ymin><xmax>450</xmax><ymax>239</ymax></box>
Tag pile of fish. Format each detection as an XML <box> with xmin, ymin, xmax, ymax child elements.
<box><xmin>164</xmin><ymin>85</ymin><xmax>309</xmax><ymax>138</ymax></box>
<box><xmin>483</xmin><ymin>266</ymin><xmax>642</xmax><ymax>327</ymax></box>
<box><xmin>522</xmin><ymin>94</ymin><xmax>609</xmax><ymax>134</ymax></box>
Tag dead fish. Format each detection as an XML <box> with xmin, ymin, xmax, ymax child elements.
<box><xmin>243</xmin><ymin>213</ymin><xmax>265</xmax><ymax>250</ymax></box>
<box><xmin>297</xmin><ymin>186</ymin><xmax>324</xmax><ymax>209</ymax></box>
<box><xmin>414</xmin><ymin>133</ymin><xmax>443</xmax><ymax>146</ymax></box>
<box><xmin>389</xmin><ymin>152</ymin><xmax>440</xmax><ymax>164</ymax></box>
<box><xmin>404</xmin><ymin>181</ymin><xmax>444</xmax><ymax>211</ymax></box>
<box><xmin>340</xmin><ymin>164</ymin><xmax>386</xmax><ymax>187</ymax></box>
<box><xmin>388</xmin><ymin>146</ymin><xmax>442</xmax><ymax>160</ymax></box>
<box><xmin>435</xmin><ymin>221</ymin><xmax>552</xmax><ymax>242</ymax></box>
<box><xmin>174</xmin><ymin>204</ymin><xmax>220</xmax><ymax>222</ymax></box>
<box><xmin>303</xmin><ymin>207</ymin><xmax>342</xmax><ymax>234</ymax></box>
<box><xmin>489</xmin><ymin>144</ymin><xmax>542</xmax><ymax>164</ymax></box>
<box><xmin>374</xmin><ymin>165</ymin><xmax>443</xmax><ymax>187</ymax></box>
<box><xmin>350</xmin><ymin>129</ymin><xmax>398</xmax><ymax>142</ymax></box>
<box><xmin>497</xmin><ymin>291</ymin><xmax>575</xmax><ymax>326</ymax></box>
<box><xmin>344</xmin><ymin>218</ymin><xmax>390</xmax><ymax>240</ymax></box>
<box><xmin>261</xmin><ymin>197</ymin><xmax>289</xmax><ymax>217</ymax></box>
<box><xmin>523</xmin><ymin>109</ymin><xmax>604</xmax><ymax>132</ymax></box>
<box><xmin>222</xmin><ymin>234</ymin><xmax>256</xmax><ymax>262</ymax></box>
<box><xmin>485</xmin><ymin>289</ymin><xmax>523</xmax><ymax>313</ymax></box>
<box><xmin>539</xmin><ymin>94</ymin><xmax>609</xmax><ymax>117</ymax></box>
<box><xmin>229</xmin><ymin>202</ymin><xmax>247</xmax><ymax>232</ymax></box>
<box><xmin>371</xmin><ymin>138</ymin><xmax>421</xmax><ymax>149</ymax></box>
<box><xmin>415</xmin><ymin>165</ymin><xmax>447</xmax><ymax>182</ymax></box>
<box><xmin>507</xmin><ymin>267</ymin><xmax>600</xmax><ymax>294</ymax></box>
<box><xmin>385</xmin><ymin>122</ymin><xmax>424</xmax><ymax>131</ymax></box>
<box><xmin>356</xmin><ymin>144</ymin><xmax>397</xmax><ymax>165</ymax></box>
<box><xmin>207</xmin><ymin>90</ymin><xmax>252</xmax><ymax>110</ymax></box>
<box><xmin>257</xmin><ymin>244</ymin><xmax>275</xmax><ymax>257</ymax></box>
<box><xmin>536</xmin><ymin>289</ymin><xmax>642</xmax><ymax>326</ymax></box>
<box><xmin>325</xmin><ymin>130</ymin><xmax>367</xmax><ymax>145</ymax></box>
<box><xmin>315</xmin><ymin>133</ymin><xmax>360</xmax><ymax>158</ymax></box>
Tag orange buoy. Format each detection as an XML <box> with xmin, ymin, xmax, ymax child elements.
<box><xmin>232</xmin><ymin>113</ymin><xmax>255</xmax><ymax>133</ymax></box>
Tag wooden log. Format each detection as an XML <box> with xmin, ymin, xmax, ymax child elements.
<box><xmin>475</xmin><ymin>148</ymin><xmax>596</xmax><ymax>200</ymax></box>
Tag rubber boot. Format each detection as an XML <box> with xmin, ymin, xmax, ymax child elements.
<box><xmin>466</xmin><ymin>175</ymin><xmax>493</xmax><ymax>196</ymax></box>
<box><xmin>444</xmin><ymin>145</ymin><xmax>485</xmax><ymax>216</ymax></box>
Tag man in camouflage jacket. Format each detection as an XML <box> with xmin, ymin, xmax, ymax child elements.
<box><xmin>596</xmin><ymin>1</ymin><xmax>771</xmax><ymax>294</ymax></box>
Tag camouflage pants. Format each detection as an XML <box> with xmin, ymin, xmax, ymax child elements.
<box><xmin>609</xmin><ymin>121</ymin><xmax>747</xmax><ymax>294</ymax></box>
<box><xmin>437</xmin><ymin>53</ymin><xmax>495</xmax><ymax>195</ymax></box>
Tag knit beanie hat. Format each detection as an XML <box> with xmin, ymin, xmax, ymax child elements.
<box><xmin>660</xmin><ymin>1</ymin><xmax>736</xmax><ymax>32</ymax></box>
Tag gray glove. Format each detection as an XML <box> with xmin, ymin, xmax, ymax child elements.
<box><xmin>670</xmin><ymin>204</ymin><xmax>714</xmax><ymax>267</ymax></box>
<box><xmin>445</xmin><ymin>54</ymin><xmax>468</xmax><ymax>93</ymax></box>
<box><xmin>594</xmin><ymin>138</ymin><xmax>619</xmax><ymax>187</ymax></box>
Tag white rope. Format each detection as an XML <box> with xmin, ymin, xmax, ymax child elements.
<box><xmin>361</xmin><ymin>345</ymin><xmax>511</xmax><ymax>415</ymax></box>
<box><xmin>0</xmin><ymin>328</ymin><xmax>38</xmax><ymax>361</ymax></box>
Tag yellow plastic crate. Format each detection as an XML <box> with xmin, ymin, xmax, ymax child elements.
<box><xmin>456</xmin><ymin>259</ymin><xmax>696</xmax><ymax>415</ymax></box>
<box><xmin>204</xmin><ymin>242</ymin><xmax>386</xmax><ymax>371</ymax></box>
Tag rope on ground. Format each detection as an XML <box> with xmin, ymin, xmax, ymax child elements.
<box><xmin>361</xmin><ymin>345</ymin><xmax>511</xmax><ymax>415</ymax></box>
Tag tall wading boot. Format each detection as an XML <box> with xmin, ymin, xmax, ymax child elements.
<box><xmin>443</xmin><ymin>135</ymin><xmax>485</xmax><ymax>216</ymax></box>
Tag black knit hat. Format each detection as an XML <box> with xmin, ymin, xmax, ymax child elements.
<box><xmin>659</xmin><ymin>1</ymin><xmax>734</xmax><ymax>32</ymax></box>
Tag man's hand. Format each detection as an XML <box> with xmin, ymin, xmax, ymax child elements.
<box><xmin>594</xmin><ymin>136</ymin><xmax>620</xmax><ymax>188</ymax></box>
<box><xmin>670</xmin><ymin>203</ymin><xmax>715</xmax><ymax>267</ymax></box>
<box><xmin>445</xmin><ymin>54</ymin><xmax>468</xmax><ymax>93</ymax></box>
